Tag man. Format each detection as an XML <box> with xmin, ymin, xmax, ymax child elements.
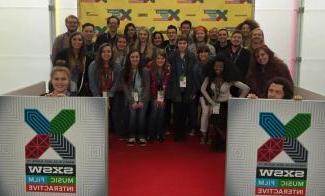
<box><xmin>95</xmin><ymin>16</ymin><xmax>120</xmax><ymax>51</ymax></box>
<box><xmin>213</xmin><ymin>28</ymin><xmax>231</xmax><ymax>54</ymax></box>
<box><xmin>208</xmin><ymin>27</ymin><xmax>218</xmax><ymax>46</ymax></box>
<box><xmin>163</xmin><ymin>25</ymin><xmax>178</xmax><ymax>134</ymax></box>
<box><xmin>226</xmin><ymin>30</ymin><xmax>250</xmax><ymax>81</ymax></box>
<box><xmin>164</xmin><ymin>25</ymin><xmax>178</xmax><ymax>58</ymax></box>
<box><xmin>82</xmin><ymin>23</ymin><xmax>95</xmax><ymax>66</ymax></box>
<box><xmin>51</xmin><ymin>15</ymin><xmax>79</xmax><ymax>63</ymax></box>
<box><xmin>247</xmin><ymin>77</ymin><xmax>300</xmax><ymax>100</ymax></box>
<box><xmin>179</xmin><ymin>20</ymin><xmax>193</xmax><ymax>44</ymax></box>
<box><xmin>168</xmin><ymin>35</ymin><xmax>197</xmax><ymax>141</ymax></box>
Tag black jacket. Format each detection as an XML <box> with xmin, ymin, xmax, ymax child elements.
<box><xmin>168</xmin><ymin>50</ymin><xmax>197</xmax><ymax>103</ymax></box>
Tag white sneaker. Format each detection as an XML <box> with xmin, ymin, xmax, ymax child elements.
<box><xmin>200</xmin><ymin>136</ymin><xmax>206</xmax><ymax>144</ymax></box>
<box><xmin>127</xmin><ymin>138</ymin><xmax>136</xmax><ymax>146</ymax></box>
<box><xmin>138</xmin><ymin>138</ymin><xmax>147</xmax><ymax>146</ymax></box>
<box><xmin>189</xmin><ymin>130</ymin><xmax>195</xmax><ymax>136</ymax></box>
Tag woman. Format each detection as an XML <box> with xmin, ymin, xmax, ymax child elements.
<box><xmin>112</xmin><ymin>34</ymin><xmax>129</xmax><ymax>138</ymax></box>
<box><xmin>169</xmin><ymin>35</ymin><xmax>197</xmax><ymax>141</ymax></box>
<box><xmin>123</xmin><ymin>49</ymin><xmax>150</xmax><ymax>146</ymax></box>
<box><xmin>246</xmin><ymin>45</ymin><xmax>293</xmax><ymax>98</ymax></box>
<box><xmin>250</xmin><ymin>28</ymin><xmax>265</xmax><ymax>51</ymax></box>
<box><xmin>147</xmin><ymin>50</ymin><xmax>170</xmax><ymax>142</ymax></box>
<box><xmin>46</xmin><ymin>66</ymin><xmax>71</xmax><ymax>97</ymax></box>
<box><xmin>113</xmin><ymin>34</ymin><xmax>128</xmax><ymax>69</ymax></box>
<box><xmin>193</xmin><ymin>45</ymin><xmax>213</xmax><ymax>143</ymax></box>
<box><xmin>133</xmin><ymin>27</ymin><xmax>156</xmax><ymax>66</ymax></box>
<box><xmin>236</xmin><ymin>19</ymin><xmax>260</xmax><ymax>48</ymax></box>
<box><xmin>151</xmin><ymin>31</ymin><xmax>165</xmax><ymax>49</ymax></box>
<box><xmin>201</xmin><ymin>54</ymin><xmax>249</xmax><ymax>151</ymax></box>
<box><xmin>124</xmin><ymin>23</ymin><xmax>137</xmax><ymax>49</ymax></box>
<box><xmin>88</xmin><ymin>43</ymin><xmax>120</xmax><ymax>97</ymax></box>
<box><xmin>88</xmin><ymin>43</ymin><xmax>122</xmax><ymax>134</ymax></box>
<box><xmin>54</xmin><ymin>32</ymin><xmax>89</xmax><ymax>96</ymax></box>
<box><xmin>188</xmin><ymin>26</ymin><xmax>216</xmax><ymax>57</ymax></box>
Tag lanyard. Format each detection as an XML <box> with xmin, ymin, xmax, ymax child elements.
<box><xmin>132</xmin><ymin>70</ymin><xmax>138</xmax><ymax>89</ymax></box>
<box><xmin>231</xmin><ymin>47</ymin><xmax>242</xmax><ymax>64</ymax></box>
<box><xmin>156</xmin><ymin>70</ymin><xmax>163</xmax><ymax>90</ymax></box>
<box><xmin>180</xmin><ymin>56</ymin><xmax>186</xmax><ymax>75</ymax></box>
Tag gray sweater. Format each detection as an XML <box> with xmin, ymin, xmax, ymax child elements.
<box><xmin>123</xmin><ymin>67</ymin><xmax>150</xmax><ymax>104</ymax></box>
<box><xmin>88</xmin><ymin>61</ymin><xmax>121</xmax><ymax>97</ymax></box>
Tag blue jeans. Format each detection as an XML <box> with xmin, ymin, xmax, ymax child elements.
<box><xmin>148</xmin><ymin>101</ymin><xmax>165</xmax><ymax>138</ymax></box>
<box><xmin>128</xmin><ymin>102</ymin><xmax>148</xmax><ymax>139</ymax></box>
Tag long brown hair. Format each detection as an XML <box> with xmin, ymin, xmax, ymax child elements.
<box><xmin>151</xmin><ymin>49</ymin><xmax>170</xmax><ymax>73</ymax></box>
<box><xmin>246</xmin><ymin>45</ymin><xmax>288</xmax><ymax>81</ymax></box>
<box><xmin>95</xmin><ymin>43</ymin><xmax>114</xmax><ymax>92</ymax></box>
<box><xmin>95</xmin><ymin>43</ymin><xmax>114</xmax><ymax>69</ymax></box>
<box><xmin>124</xmin><ymin>49</ymin><xmax>144</xmax><ymax>85</ymax></box>
<box><xmin>236</xmin><ymin>19</ymin><xmax>260</xmax><ymax>33</ymax></box>
<box><xmin>68</xmin><ymin>32</ymin><xmax>86</xmax><ymax>72</ymax></box>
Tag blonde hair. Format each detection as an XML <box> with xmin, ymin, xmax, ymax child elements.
<box><xmin>50</xmin><ymin>66</ymin><xmax>71</xmax><ymax>80</ymax></box>
<box><xmin>134</xmin><ymin>27</ymin><xmax>155</xmax><ymax>59</ymax></box>
<box><xmin>251</xmin><ymin>28</ymin><xmax>264</xmax><ymax>39</ymax></box>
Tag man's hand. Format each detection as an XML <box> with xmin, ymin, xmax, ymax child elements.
<box><xmin>247</xmin><ymin>93</ymin><xmax>258</xmax><ymax>99</ymax></box>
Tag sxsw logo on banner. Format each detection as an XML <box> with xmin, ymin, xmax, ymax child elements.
<box><xmin>81</xmin><ymin>0</ymin><xmax>108</xmax><ymax>3</ymax></box>
<box><xmin>202</xmin><ymin>10</ymin><xmax>228</xmax><ymax>21</ymax></box>
<box><xmin>154</xmin><ymin>9</ymin><xmax>180</xmax><ymax>21</ymax></box>
<box><xmin>225</xmin><ymin>0</ymin><xmax>252</xmax><ymax>4</ymax></box>
<box><xmin>25</xmin><ymin>109</ymin><xmax>76</xmax><ymax>193</ymax></box>
<box><xmin>129</xmin><ymin>0</ymin><xmax>155</xmax><ymax>3</ymax></box>
<box><xmin>86</xmin><ymin>11</ymin><xmax>99</xmax><ymax>16</ymax></box>
<box><xmin>177</xmin><ymin>0</ymin><xmax>203</xmax><ymax>3</ymax></box>
<box><xmin>256</xmin><ymin>112</ymin><xmax>311</xmax><ymax>196</ymax></box>
<box><xmin>107</xmin><ymin>9</ymin><xmax>132</xmax><ymax>21</ymax></box>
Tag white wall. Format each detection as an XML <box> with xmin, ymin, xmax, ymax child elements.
<box><xmin>299</xmin><ymin>0</ymin><xmax>325</xmax><ymax>95</ymax></box>
<box><xmin>0</xmin><ymin>0</ymin><xmax>77</xmax><ymax>94</ymax></box>
<box><xmin>0</xmin><ymin>0</ymin><xmax>51</xmax><ymax>94</ymax></box>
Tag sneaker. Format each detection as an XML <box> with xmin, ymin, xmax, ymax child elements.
<box><xmin>207</xmin><ymin>138</ymin><xmax>212</xmax><ymax>145</ymax></box>
<box><xmin>200</xmin><ymin>136</ymin><xmax>206</xmax><ymax>144</ymax></box>
<box><xmin>138</xmin><ymin>138</ymin><xmax>147</xmax><ymax>146</ymax></box>
<box><xmin>157</xmin><ymin>136</ymin><xmax>165</xmax><ymax>143</ymax></box>
<box><xmin>189</xmin><ymin>129</ymin><xmax>195</xmax><ymax>136</ymax></box>
<box><xmin>127</xmin><ymin>138</ymin><xmax>136</xmax><ymax>146</ymax></box>
<box><xmin>146</xmin><ymin>136</ymin><xmax>154</xmax><ymax>142</ymax></box>
<box><xmin>119</xmin><ymin>137</ymin><xmax>127</xmax><ymax>141</ymax></box>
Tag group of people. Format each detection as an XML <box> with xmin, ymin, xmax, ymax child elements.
<box><xmin>48</xmin><ymin>14</ymin><xmax>295</xmax><ymax>151</ymax></box>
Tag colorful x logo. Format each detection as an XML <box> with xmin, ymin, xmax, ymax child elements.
<box><xmin>204</xmin><ymin>10</ymin><xmax>228</xmax><ymax>21</ymax></box>
<box><xmin>25</xmin><ymin>109</ymin><xmax>75</xmax><ymax>160</ymax></box>
<box><xmin>107</xmin><ymin>9</ymin><xmax>132</xmax><ymax>21</ymax></box>
<box><xmin>257</xmin><ymin>112</ymin><xmax>311</xmax><ymax>163</ymax></box>
<box><xmin>155</xmin><ymin>9</ymin><xmax>180</xmax><ymax>21</ymax></box>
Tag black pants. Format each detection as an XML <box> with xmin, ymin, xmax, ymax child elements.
<box><xmin>164</xmin><ymin>99</ymin><xmax>172</xmax><ymax>130</ymax></box>
<box><xmin>111</xmin><ymin>91</ymin><xmax>129</xmax><ymax>138</ymax></box>
<box><xmin>173</xmin><ymin>101</ymin><xmax>196</xmax><ymax>140</ymax></box>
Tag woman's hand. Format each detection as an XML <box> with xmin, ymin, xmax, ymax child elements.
<box><xmin>131</xmin><ymin>102</ymin><xmax>138</xmax><ymax>109</ymax></box>
<box><xmin>138</xmin><ymin>101</ymin><xmax>144</xmax><ymax>108</ymax></box>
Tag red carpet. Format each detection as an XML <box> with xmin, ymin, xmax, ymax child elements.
<box><xmin>109</xmin><ymin>134</ymin><xmax>226</xmax><ymax>196</ymax></box>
